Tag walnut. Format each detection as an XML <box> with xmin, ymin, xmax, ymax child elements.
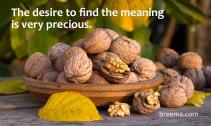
<box><xmin>168</xmin><ymin>75</ymin><xmax>194</xmax><ymax>99</ymax></box>
<box><xmin>56</xmin><ymin>71</ymin><xmax>68</xmax><ymax>83</ymax></box>
<box><xmin>184</xmin><ymin>69</ymin><xmax>206</xmax><ymax>90</ymax></box>
<box><xmin>108</xmin><ymin>101</ymin><xmax>130</xmax><ymax>117</ymax></box>
<box><xmin>132</xmin><ymin>58</ymin><xmax>156</xmax><ymax>81</ymax></box>
<box><xmin>54</xmin><ymin>56</ymin><xmax>65</xmax><ymax>72</ymax></box>
<box><xmin>92</xmin><ymin>52</ymin><xmax>119</xmax><ymax>70</ymax></box>
<box><xmin>48</xmin><ymin>43</ymin><xmax>70</xmax><ymax>62</ymax></box>
<box><xmin>178</xmin><ymin>52</ymin><xmax>203</xmax><ymax>70</ymax></box>
<box><xmin>37</xmin><ymin>69</ymin><xmax>58</xmax><ymax>82</ymax></box>
<box><xmin>24</xmin><ymin>52</ymin><xmax>52</xmax><ymax>78</ymax></box>
<box><xmin>64</xmin><ymin>46</ymin><xmax>87</xmax><ymax>63</ymax></box>
<box><xmin>203</xmin><ymin>66</ymin><xmax>211</xmax><ymax>87</ymax></box>
<box><xmin>110</xmin><ymin>36</ymin><xmax>141</xmax><ymax>64</ymax></box>
<box><xmin>72</xmin><ymin>39</ymin><xmax>84</xmax><ymax>47</ymax></box>
<box><xmin>123</xmin><ymin>72</ymin><xmax>139</xmax><ymax>84</ymax></box>
<box><xmin>159</xmin><ymin>82</ymin><xmax>188</xmax><ymax>107</ymax></box>
<box><xmin>154</xmin><ymin>62</ymin><xmax>166</xmax><ymax>71</ymax></box>
<box><xmin>87</xmin><ymin>71</ymin><xmax>110</xmax><ymax>84</ymax></box>
<box><xmin>156</xmin><ymin>48</ymin><xmax>179</xmax><ymax>67</ymax></box>
<box><xmin>83</xmin><ymin>28</ymin><xmax>119</xmax><ymax>54</ymax></box>
<box><xmin>101</xmin><ymin>58</ymin><xmax>130</xmax><ymax>83</ymax></box>
<box><xmin>133</xmin><ymin>90</ymin><xmax>160</xmax><ymax>115</ymax></box>
<box><xmin>64</xmin><ymin>47</ymin><xmax>93</xmax><ymax>83</ymax></box>
<box><xmin>160</xmin><ymin>68</ymin><xmax>179</xmax><ymax>84</ymax></box>
<box><xmin>105</xmin><ymin>28</ymin><xmax>119</xmax><ymax>40</ymax></box>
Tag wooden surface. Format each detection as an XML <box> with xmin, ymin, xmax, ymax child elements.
<box><xmin>0</xmin><ymin>93</ymin><xmax>211</xmax><ymax>126</ymax></box>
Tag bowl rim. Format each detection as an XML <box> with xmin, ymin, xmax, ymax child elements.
<box><xmin>22</xmin><ymin>72</ymin><xmax>163</xmax><ymax>92</ymax></box>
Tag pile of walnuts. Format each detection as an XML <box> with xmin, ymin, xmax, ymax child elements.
<box><xmin>24</xmin><ymin>28</ymin><xmax>157</xmax><ymax>85</ymax></box>
<box><xmin>155</xmin><ymin>48</ymin><xmax>211</xmax><ymax>107</ymax></box>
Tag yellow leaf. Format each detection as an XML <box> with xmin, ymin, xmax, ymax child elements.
<box><xmin>106</xmin><ymin>0</ymin><xmax>153</xmax><ymax>31</ymax></box>
<box><xmin>0</xmin><ymin>79</ymin><xmax>27</xmax><ymax>94</ymax></box>
<box><xmin>38</xmin><ymin>91</ymin><xmax>102</xmax><ymax>122</ymax></box>
<box><xmin>187</xmin><ymin>90</ymin><xmax>211</xmax><ymax>107</ymax></box>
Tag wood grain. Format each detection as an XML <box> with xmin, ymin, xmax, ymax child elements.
<box><xmin>0</xmin><ymin>93</ymin><xmax>211</xmax><ymax>126</ymax></box>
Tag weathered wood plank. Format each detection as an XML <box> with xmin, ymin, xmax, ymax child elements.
<box><xmin>0</xmin><ymin>93</ymin><xmax>42</xmax><ymax>110</ymax></box>
<box><xmin>0</xmin><ymin>93</ymin><xmax>211</xmax><ymax>126</ymax></box>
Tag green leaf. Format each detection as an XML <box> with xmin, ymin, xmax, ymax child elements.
<box><xmin>0</xmin><ymin>0</ymin><xmax>20</xmax><ymax>28</ymax></box>
<box><xmin>0</xmin><ymin>63</ymin><xmax>12</xmax><ymax>77</ymax></box>
<box><xmin>27</xmin><ymin>30</ymin><xmax>59</xmax><ymax>55</ymax></box>
<box><xmin>132</xmin><ymin>27</ymin><xmax>151</xmax><ymax>45</ymax></box>
<box><xmin>0</xmin><ymin>28</ymin><xmax>13</xmax><ymax>59</ymax></box>
<box><xmin>0</xmin><ymin>79</ymin><xmax>27</xmax><ymax>94</ymax></box>
<box><xmin>23</xmin><ymin>0</ymin><xmax>49</xmax><ymax>7</ymax></box>
<box><xmin>141</xmin><ymin>43</ymin><xmax>161</xmax><ymax>60</ymax></box>
<box><xmin>162</xmin><ymin>0</ymin><xmax>205</xmax><ymax>24</ymax></box>
<box><xmin>10</xmin><ymin>16</ymin><xmax>28</xmax><ymax>58</ymax></box>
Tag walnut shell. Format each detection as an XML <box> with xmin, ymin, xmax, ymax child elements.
<box><xmin>64</xmin><ymin>47</ymin><xmax>93</xmax><ymax>83</ymax></box>
<box><xmin>123</xmin><ymin>72</ymin><xmax>139</xmax><ymax>84</ymax></box>
<box><xmin>133</xmin><ymin>90</ymin><xmax>160</xmax><ymax>115</ymax></box>
<box><xmin>154</xmin><ymin>62</ymin><xmax>166</xmax><ymax>71</ymax></box>
<box><xmin>48</xmin><ymin>43</ymin><xmax>70</xmax><ymax>62</ymax></box>
<box><xmin>54</xmin><ymin>56</ymin><xmax>65</xmax><ymax>72</ymax></box>
<box><xmin>159</xmin><ymin>82</ymin><xmax>188</xmax><ymax>107</ymax></box>
<box><xmin>203</xmin><ymin>66</ymin><xmax>211</xmax><ymax>87</ymax></box>
<box><xmin>160</xmin><ymin>68</ymin><xmax>179</xmax><ymax>84</ymax></box>
<box><xmin>56</xmin><ymin>71</ymin><xmax>68</xmax><ymax>83</ymax></box>
<box><xmin>92</xmin><ymin>52</ymin><xmax>119</xmax><ymax>70</ymax></box>
<box><xmin>37</xmin><ymin>69</ymin><xmax>58</xmax><ymax>82</ymax></box>
<box><xmin>179</xmin><ymin>52</ymin><xmax>203</xmax><ymax>70</ymax></box>
<box><xmin>132</xmin><ymin>58</ymin><xmax>156</xmax><ymax>81</ymax></box>
<box><xmin>24</xmin><ymin>52</ymin><xmax>52</xmax><ymax>78</ymax></box>
<box><xmin>184</xmin><ymin>69</ymin><xmax>206</xmax><ymax>90</ymax></box>
<box><xmin>105</xmin><ymin>28</ymin><xmax>119</xmax><ymax>40</ymax></box>
<box><xmin>64</xmin><ymin>47</ymin><xmax>87</xmax><ymax>63</ymax></box>
<box><xmin>168</xmin><ymin>75</ymin><xmax>194</xmax><ymax>99</ymax></box>
<box><xmin>100</xmin><ymin>58</ymin><xmax>130</xmax><ymax>83</ymax></box>
<box><xmin>110</xmin><ymin>36</ymin><xmax>141</xmax><ymax>64</ymax></box>
<box><xmin>87</xmin><ymin>71</ymin><xmax>110</xmax><ymax>84</ymax></box>
<box><xmin>156</xmin><ymin>48</ymin><xmax>179</xmax><ymax>67</ymax></box>
<box><xmin>72</xmin><ymin>39</ymin><xmax>84</xmax><ymax>47</ymax></box>
<box><xmin>83</xmin><ymin>28</ymin><xmax>119</xmax><ymax>54</ymax></box>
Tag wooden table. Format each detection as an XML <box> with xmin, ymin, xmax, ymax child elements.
<box><xmin>0</xmin><ymin>93</ymin><xmax>211</xmax><ymax>126</ymax></box>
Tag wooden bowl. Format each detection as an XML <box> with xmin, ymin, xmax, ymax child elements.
<box><xmin>22</xmin><ymin>73</ymin><xmax>163</xmax><ymax>106</ymax></box>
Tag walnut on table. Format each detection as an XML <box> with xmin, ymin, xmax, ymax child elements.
<box><xmin>108</xmin><ymin>101</ymin><xmax>130</xmax><ymax>117</ymax></box>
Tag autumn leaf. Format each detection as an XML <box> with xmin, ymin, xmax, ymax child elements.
<box><xmin>106</xmin><ymin>0</ymin><xmax>153</xmax><ymax>31</ymax></box>
<box><xmin>38</xmin><ymin>91</ymin><xmax>102</xmax><ymax>122</ymax></box>
<box><xmin>0</xmin><ymin>79</ymin><xmax>27</xmax><ymax>94</ymax></box>
<box><xmin>187</xmin><ymin>90</ymin><xmax>211</xmax><ymax>107</ymax></box>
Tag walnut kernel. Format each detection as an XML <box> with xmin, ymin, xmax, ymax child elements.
<box><xmin>133</xmin><ymin>90</ymin><xmax>160</xmax><ymax>115</ymax></box>
<box><xmin>108</xmin><ymin>101</ymin><xmax>130</xmax><ymax>117</ymax></box>
<box><xmin>101</xmin><ymin>58</ymin><xmax>130</xmax><ymax>83</ymax></box>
